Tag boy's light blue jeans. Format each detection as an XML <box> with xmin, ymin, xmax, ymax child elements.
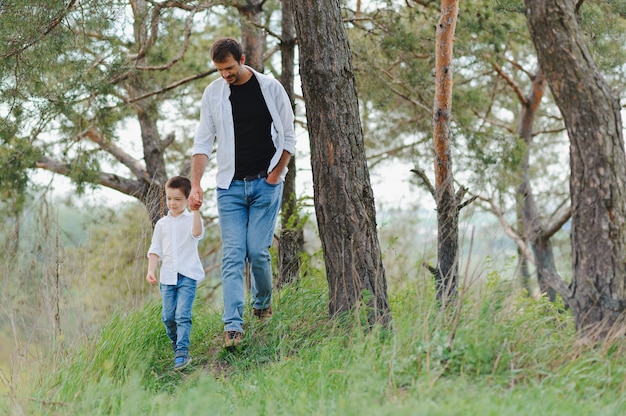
<box><xmin>217</xmin><ymin>178</ymin><xmax>283</xmax><ymax>334</ymax></box>
<box><xmin>160</xmin><ymin>274</ymin><xmax>197</xmax><ymax>357</ymax></box>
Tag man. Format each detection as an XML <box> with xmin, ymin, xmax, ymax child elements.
<box><xmin>189</xmin><ymin>37</ymin><xmax>296</xmax><ymax>348</ymax></box>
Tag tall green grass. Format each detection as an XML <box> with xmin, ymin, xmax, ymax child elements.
<box><xmin>5</xmin><ymin>271</ymin><xmax>626</xmax><ymax>416</ymax></box>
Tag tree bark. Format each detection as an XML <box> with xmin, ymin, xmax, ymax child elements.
<box><xmin>277</xmin><ymin>0</ymin><xmax>304</xmax><ymax>288</ymax></box>
<box><xmin>525</xmin><ymin>0</ymin><xmax>626</xmax><ymax>336</ymax></box>
<box><xmin>292</xmin><ymin>0</ymin><xmax>391</xmax><ymax>327</ymax></box>
<box><xmin>128</xmin><ymin>0</ymin><xmax>169</xmax><ymax>224</ymax></box>
<box><xmin>432</xmin><ymin>0</ymin><xmax>460</xmax><ymax>305</ymax></box>
<box><xmin>515</xmin><ymin>68</ymin><xmax>557</xmax><ymax>302</ymax></box>
<box><xmin>235</xmin><ymin>0</ymin><xmax>265</xmax><ymax>72</ymax></box>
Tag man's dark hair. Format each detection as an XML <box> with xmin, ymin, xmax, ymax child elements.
<box><xmin>166</xmin><ymin>176</ymin><xmax>192</xmax><ymax>198</ymax></box>
<box><xmin>211</xmin><ymin>37</ymin><xmax>243</xmax><ymax>63</ymax></box>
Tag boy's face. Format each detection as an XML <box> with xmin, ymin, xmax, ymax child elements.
<box><xmin>165</xmin><ymin>187</ymin><xmax>187</xmax><ymax>217</ymax></box>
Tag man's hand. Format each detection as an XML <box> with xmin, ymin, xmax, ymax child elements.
<box><xmin>189</xmin><ymin>185</ymin><xmax>203</xmax><ymax>210</ymax></box>
<box><xmin>190</xmin><ymin>154</ymin><xmax>208</xmax><ymax>210</ymax></box>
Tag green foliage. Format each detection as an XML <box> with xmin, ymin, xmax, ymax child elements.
<box><xmin>0</xmin><ymin>136</ymin><xmax>42</xmax><ymax>207</ymax></box>
<box><xmin>0</xmin><ymin>197</ymin><xmax>155</xmax><ymax>357</ymax></box>
<box><xmin>61</xmin><ymin>202</ymin><xmax>154</xmax><ymax>323</ymax></box>
<box><xmin>348</xmin><ymin>0</ymin><xmax>623</xmax><ymax>236</ymax></box>
<box><xmin>8</xmin><ymin>263</ymin><xmax>626</xmax><ymax>415</ymax></box>
<box><xmin>0</xmin><ymin>0</ymin><xmax>227</xmax><ymax>205</ymax></box>
<box><xmin>578</xmin><ymin>0</ymin><xmax>626</xmax><ymax>83</ymax></box>
<box><xmin>348</xmin><ymin>4</ymin><xmax>437</xmax><ymax>156</ymax></box>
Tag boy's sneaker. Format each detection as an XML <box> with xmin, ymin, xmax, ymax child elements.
<box><xmin>224</xmin><ymin>331</ymin><xmax>243</xmax><ymax>348</ymax></box>
<box><xmin>253</xmin><ymin>306</ymin><xmax>272</xmax><ymax>320</ymax></box>
<box><xmin>174</xmin><ymin>355</ymin><xmax>191</xmax><ymax>370</ymax></box>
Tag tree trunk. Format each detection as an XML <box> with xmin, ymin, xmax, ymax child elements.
<box><xmin>234</xmin><ymin>0</ymin><xmax>266</xmax><ymax>293</ymax></box>
<box><xmin>235</xmin><ymin>0</ymin><xmax>265</xmax><ymax>72</ymax></box>
<box><xmin>432</xmin><ymin>0</ymin><xmax>460</xmax><ymax>305</ymax></box>
<box><xmin>515</xmin><ymin>204</ymin><xmax>532</xmax><ymax>295</ymax></box>
<box><xmin>525</xmin><ymin>0</ymin><xmax>626</xmax><ymax>336</ymax></box>
<box><xmin>292</xmin><ymin>0</ymin><xmax>391</xmax><ymax>327</ymax></box>
<box><xmin>129</xmin><ymin>0</ymin><xmax>168</xmax><ymax>224</ymax></box>
<box><xmin>517</xmin><ymin>251</ymin><xmax>532</xmax><ymax>296</ymax></box>
<box><xmin>515</xmin><ymin>68</ymin><xmax>557</xmax><ymax>302</ymax></box>
<box><xmin>277</xmin><ymin>0</ymin><xmax>304</xmax><ymax>288</ymax></box>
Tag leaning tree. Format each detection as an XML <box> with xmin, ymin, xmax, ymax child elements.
<box><xmin>525</xmin><ymin>0</ymin><xmax>626</xmax><ymax>337</ymax></box>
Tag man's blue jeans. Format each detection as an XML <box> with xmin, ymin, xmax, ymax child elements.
<box><xmin>217</xmin><ymin>178</ymin><xmax>283</xmax><ymax>333</ymax></box>
<box><xmin>160</xmin><ymin>274</ymin><xmax>197</xmax><ymax>357</ymax></box>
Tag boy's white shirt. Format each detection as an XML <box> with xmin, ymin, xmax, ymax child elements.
<box><xmin>147</xmin><ymin>210</ymin><xmax>205</xmax><ymax>285</ymax></box>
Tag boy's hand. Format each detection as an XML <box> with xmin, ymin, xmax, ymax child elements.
<box><xmin>146</xmin><ymin>272</ymin><xmax>157</xmax><ymax>285</ymax></box>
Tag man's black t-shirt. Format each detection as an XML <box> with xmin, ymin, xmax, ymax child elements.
<box><xmin>229</xmin><ymin>74</ymin><xmax>276</xmax><ymax>180</ymax></box>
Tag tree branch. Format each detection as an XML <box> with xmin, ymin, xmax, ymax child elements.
<box><xmin>135</xmin><ymin>5</ymin><xmax>197</xmax><ymax>71</ymax></box>
<box><xmin>161</xmin><ymin>131</ymin><xmax>176</xmax><ymax>150</ymax></box>
<box><xmin>369</xmin><ymin>59</ymin><xmax>432</xmax><ymax>114</ymax></box>
<box><xmin>97</xmin><ymin>173</ymin><xmax>144</xmax><ymax>197</ymax></box>
<box><xmin>531</xmin><ymin>126</ymin><xmax>566</xmax><ymax>136</ymax></box>
<box><xmin>476</xmin><ymin>195</ymin><xmax>535</xmax><ymax>265</ymax></box>
<box><xmin>471</xmin><ymin>109</ymin><xmax>516</xmax><ymax>134</ymax></box>
<box><xmin>492</xmin><ymin>61</ymin><xmax>528</xmax><ymax>106</ymax></box>
<box><xmin>503</xmin><ymin>56</ymin><xmax>535</xmax><ymax>80</ymax></box>
<box><xmin>409</xmin><ymin>0</ymin><xmax>439</xmax><ymax>8</ymax></box>
<box><xmin>458</xmin><ymin>195</ymin><xmax>478</xmax><ymax>211</ymax></box>
<box><xmin>124</xmin><ymin>69</ymin><xmax>216</xmax><ymax>103</ymax></box>
<box><xmin>543</xmin><ymin>206</ymin><xmax>571</xmax><ymax>239</ymax></box>
<box><xmin>2</xmin><ymin>0</ymin><xmax>77</xmax><ymax>60</ymax></box>
<box><xmin>541</xmin><ymin>269</ymin><xmax>574</xmax><ymax>306</ymax></box>
<box><xmin>455</xmin><ymin>184</ymin><xmax>478</xmax><ymax>210</ymax></box>
<box><xmin>36</xmin><ymin>156</ymin><xmax>144</xmax><ymax>197</ymax></box>
<box><xmin>575</xmin><ymin>0</ymin><xmax>585</xmax><ymax>14</ymax></box>
<box><xmin>411</xmin><ymin>167</ymin><xmax>436</xmax><ymax>198</ymax></box>
<box><xmin>367</xmin><ymin>139</ymin><xmax>428</xmax><ymax>169</ymax></box>
<box><xmin>79</xmin><ymin>128</ymin><xmax>150</xmax><ymax>182</ymax></box>
<box><xmin>387</xmin><ymin>84</ymin><xmax>433</xmax><ymax>115</ymax></box>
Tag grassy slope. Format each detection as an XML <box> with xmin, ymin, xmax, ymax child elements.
<box><xmin>6</xmin><ymin>274</ymin><xmax>626</xmax><ymax>416</ymax></box>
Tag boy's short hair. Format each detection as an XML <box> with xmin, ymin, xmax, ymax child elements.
<box><xmin>211</xmin><ymin>37</ymin><xmax>243</xmax><ymax>63</ymax></box>
<box><xmin>166</xmin><ymin>176</ymin><xmax>192</xmax><ymax>198</ymax></box>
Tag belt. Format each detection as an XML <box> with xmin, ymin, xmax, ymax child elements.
<box><xmin>236</xmin><ymin>171</ymin><xmax>268</xmax><ymax>181</ymax></box>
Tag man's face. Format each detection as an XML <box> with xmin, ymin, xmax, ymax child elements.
<box><xmin>214</xmin><ymin>54</ymin><xmax>246</xmax><ymax>85</ymax></box>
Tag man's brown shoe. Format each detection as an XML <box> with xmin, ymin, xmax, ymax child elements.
<box><xmin>224</xmin><ymin>330</ymin><xmax>243</xmax><ymax>348</ymax></box>
<box><xmin>253</xmin><ymin>306</ymin><xmax>272</xmax><ymax>320</ymax></box>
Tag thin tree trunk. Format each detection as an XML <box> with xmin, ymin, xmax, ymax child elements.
<box><xmin>277</xmin><ymin>0</ymin><xmax>303</xmax><ymax>288</ymax></box>
<box><xmin>515</xmin><ymin>68</ymin><xmax>557</xmax><ymax>302</ymax></box>
<box><xmin>432</xmin><ymin>0</ymin><xmax>460</xmax><ymax>305</ymax></box>
<box><xmin>515</xmin><ymin>204</ymin><xmax>532</xmax><ymax>295</ymax></box>
<box><xmin>292</xmin><ymin>0</ymin><xmax>391</xmax><ymax>327</ymax></box>
<box><xmin>517</xmin><ymin>252</ymin><xmax>532</xmax><ymax>296</ymax></box>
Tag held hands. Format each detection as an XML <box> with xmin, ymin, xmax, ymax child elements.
<box><xmin>189</xmin><ymin>185</ymin><xmax>203</xmax><ymax>211</ymax></box>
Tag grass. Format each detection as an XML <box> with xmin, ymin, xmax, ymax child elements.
<box><xmin>4</xmin><ymin>272</ymin><xmax>626</xmax><ymax>416</ymax></box>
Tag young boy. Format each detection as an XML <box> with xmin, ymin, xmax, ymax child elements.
<box><xmin>146</xmin><ymin>176</ymin><xmax>204</xmax><ymax>370</ymax></box>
